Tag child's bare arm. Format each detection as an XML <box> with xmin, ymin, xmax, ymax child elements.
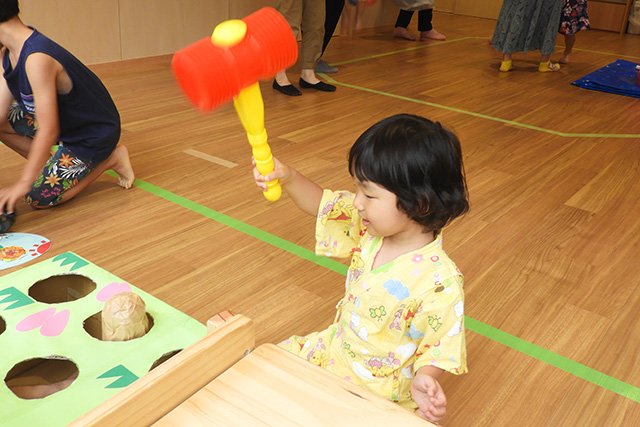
<box><xmin>253</xmin><ymin>156</ymin><xmax>323</xmax><ymax>216</ymax></box>
<box><xmin>411</xmin><ymin>365</ymin><xmax>447</xmax><ymax>423</ymax></box>
<box><xmin>0</xmin><ymin>53</ymin><xmax>60</xmax><ymax>212</ymax></box>
<box><xmin>0</xmin><ymin>78</ymin><xmax>14</xmax><ymax>121</ymax></box>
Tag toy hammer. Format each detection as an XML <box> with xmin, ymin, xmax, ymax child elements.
<box><xmin>172</xmin><ymin>7</ymin><xmax>298</xmax><ymax>201</ymax></box>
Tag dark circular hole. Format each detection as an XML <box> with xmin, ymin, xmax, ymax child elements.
<box><xmin>29</xmin><ymin>274</ymin><xmax>96</xmax><ymax>304</ymax></box>
<box><xmin>5</xmin><ymin>357</ymin><xmax>79</xmax><ymax>400</ymax></box>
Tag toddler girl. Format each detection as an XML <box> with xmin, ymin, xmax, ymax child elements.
<box><xmin>253</xmin><ymin>114</ymin><xmax>469</xmax><ymax>423</ymax></box>
<box><xmin>558</xmin><ymin>0</ymin><xmax>590</xmax><ymax>64</ymax></box>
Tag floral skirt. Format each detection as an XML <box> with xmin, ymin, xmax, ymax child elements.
<box><xmin>559</xmin><ymin>0</ymin><xmax>590</xmax><ymax>35</ymax></box>
<box><xmin>8</xmin><ymin>103</ymin><xmax>95</xmax><ymax>207</ymax></box>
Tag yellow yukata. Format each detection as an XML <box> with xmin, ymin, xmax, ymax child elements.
<box><xmin>279</xmin><ymin>190</ymin><xmax>467</xmax><ymax>410</ymax></box>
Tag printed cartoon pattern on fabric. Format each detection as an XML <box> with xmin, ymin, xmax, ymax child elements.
<box><xmin>315</xmin><ymin>190</ymin><xmax>363</xmax><ymax>259</ymax></box>
<box><xmin>283</xmin><ymin>190</ymin><xmax>467</xmax><ymax>411</ymax></box>
<box><xmin>26</xmin><ymin>145</ymin><xmax>94</xmax><ymax>207</ymax></box>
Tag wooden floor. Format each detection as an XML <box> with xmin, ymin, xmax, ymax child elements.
<box><xmin>2</xmin><ymin>12</ymin><xmax>640</xmax><ymax>426</ymax></box>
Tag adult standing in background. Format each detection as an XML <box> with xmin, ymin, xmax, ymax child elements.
<box><xmin>491</xmin><ymin>0</ymin><xmax>564</xmax><ymax>72</ymax></box>
<box><xmin>273</xmin><ymin>0</ymin><xmax>337</xmax><ymax>96</ymax></box>
<box><xmin>315</xmin><ymin>0</ymin><xmax>345</xmax><ymax>73</ymax></box>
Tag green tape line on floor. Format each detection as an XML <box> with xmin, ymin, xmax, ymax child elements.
<box><xmin>108</xmin><ymin>170</ymin><xmax>640</xmax><ymax>403</ymax></box>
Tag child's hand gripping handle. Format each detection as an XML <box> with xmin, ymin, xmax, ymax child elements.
<box><xmin>172</xmin><ymin>8</ymin><xmax>296</xmax><ymax>201</ymax></box>
<box><xmin>211</xmin><ymin>19</ymin><xmax>282</xmax><ymax>202</ymax></box>
<box><xmin>233</xmin><ymin>83</ymin><xmax>281</xmax><ymax>201</ymax></box>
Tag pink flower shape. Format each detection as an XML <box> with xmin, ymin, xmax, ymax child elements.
<box><xmin>16</xmin><ymin>307</ymin><xmax>70</xmax><ymax>337</ymax></box>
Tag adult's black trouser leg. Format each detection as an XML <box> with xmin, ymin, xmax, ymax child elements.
<box><xmin>322</xmin><ymin>0</ymin><xmax>345</xmax><ymax>55</ymax></box>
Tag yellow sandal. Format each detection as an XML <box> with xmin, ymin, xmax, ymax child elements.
<box><xmin>538</xmin><ymin>61</ymin><xmax>560</xmax><ymax>72</ymax></box>
<box><xmin>499</xmin><ymin>59</ymin><xmax>513</xmax><ymax>72</ymax></box>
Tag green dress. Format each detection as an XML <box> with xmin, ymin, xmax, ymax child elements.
<box><xmin>491</xmin><ymin>0</ymin><xmax>564</xmax><ymax>55</ymax></box>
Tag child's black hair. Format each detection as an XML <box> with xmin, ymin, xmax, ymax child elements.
<box><xmin>0</xmin><ymin>0</ymin><xmax>19</xmax><ymax>23</ymax></box>
<box><xmin>349</xmin><ymin>114</ymin><xmax>469</xmax><ymax>233</ymax></box>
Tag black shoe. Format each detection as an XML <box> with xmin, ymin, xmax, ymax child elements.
<box><xmin>273</xmin><ymin>80</ymin><xmax>301</xmax><ymax>96</ymax></box>
<box><xmin>299</xmin><ymin>78</ymin><xmax>336</xmax><ymax>92</ymax></box>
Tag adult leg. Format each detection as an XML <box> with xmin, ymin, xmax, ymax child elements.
<box><xmin>299</xmin><ymin>0</ymin><xmax>335</xmax><ymax>91</ymax></box>
<box><xmin>274</xmin><ymin>0</ymin><xmax>303</xmax><ymax>88</ymax></box>
<box><xmin>321</xmin><ymin>0</ymin><xmax>344</xmax><ymax>55</ymax></box>
<box><xmin>500</xmin><ymin>53</ymin><xmax>513</xmax><ymax>72</ymax></box>
<box><xmin>316</xmin><ymin>0</ymin><xmax>344</xmax><ymax>73</ymax></box>
<box><xmin>393</xmin><ymin>10</ymin><xmax>417</xmax><ymax>40</ymax></box>
<box><xmin>538</xmin><ymin>53</ymin><xmax>560</xmax><ymax>72</ymax></box>
<box><xmin>418</xmin><ymin>8</ymin><xmax>446</xmax><ymax>40</ymax></box>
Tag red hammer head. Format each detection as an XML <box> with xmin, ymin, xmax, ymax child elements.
<box><xmin>172</xmin><ymin>7</ymin><xmax>298</xmax><ymax>112</ymax></box>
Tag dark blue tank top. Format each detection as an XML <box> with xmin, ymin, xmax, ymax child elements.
<box><xmin>2</xmin><ymin>29</ymin><xmax>120</xmax><ymax>163</ymax></box>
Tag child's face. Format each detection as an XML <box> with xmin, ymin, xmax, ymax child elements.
<box><xmin>352</xmin><ymin>178</ymin><xmax>417</xmax><ymax>239</ymax></box>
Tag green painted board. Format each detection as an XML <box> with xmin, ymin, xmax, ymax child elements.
<box><xmin>0</xmin><ymin>252</ymin><xmax>207</xmax><ymax>427</ymax></box>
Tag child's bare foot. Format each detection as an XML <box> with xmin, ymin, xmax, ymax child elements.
<box><xmin>110</xmin><ymin>145</ymin><xmax>135</xmax><ymax>189</ymax></box>
<box><xmin>393</xmin><ymin>27</ymin><xmax>416</xmax><ymax>41</ymax></box>
<box><xmin>559</xmin><ymin>53</ymin><xmax>570</xmax><ymax>64</ymax></box>
<box><xmin>420</xmin><ymin>29</ymin><xmax>446</xmax><ymax>41</ymax></box>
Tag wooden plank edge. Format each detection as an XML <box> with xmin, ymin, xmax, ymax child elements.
<box><xmin>69</xmin><ymin>313</ymin><xmax>255</xmax><ymax>427</ymax></box>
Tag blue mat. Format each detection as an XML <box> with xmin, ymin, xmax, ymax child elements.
<box><xmin>571</xmin><ymin>59</ymin><xmax>640</xmax><ymax>98</ymax></box>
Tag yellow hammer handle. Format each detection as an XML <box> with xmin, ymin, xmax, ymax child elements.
<box><xmin>234</xmin><ymin>83</ymin><xmax>281</xmax><ymax>201</ymax></box>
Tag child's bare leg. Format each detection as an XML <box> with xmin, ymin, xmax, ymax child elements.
<box><xmin>341</xmin><ymin>2</ymin><xmax>352</xmax><ymax>35</ymax></box>
<box><xmin>354</xmin><ymin>0</ymin><xmax>366</xmax><ymax>31</ymax></box>
<box><xmin>39</xmin><ymin>145</ymin><xmax>135</xmax><ymax>208</ymax></box>
<box><xmin>559</xmin><ymin>34</ymin><xmax>576</xmax><ymax>64</ymax></box>
<box><xmin>0</xmin><ymin>121</ymin><xmax>31</xmax><ymax>158</ymax></box>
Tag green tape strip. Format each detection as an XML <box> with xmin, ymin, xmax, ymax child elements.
<box><xmin>466</xmin><ymin>317</ymin><xmax>640</xmax><ymax>403</ymax></box>
<box><xmin>108</xmin><ymin>171</ymin><xmax>640</xmax><ymax>403</ymax></box>
<box><xmin>106</xmin><ymin>172</ymin><xmax>348</xmax><ymax>276</ymax></box>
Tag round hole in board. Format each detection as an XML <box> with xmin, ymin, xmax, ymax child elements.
<box><xmin>5</xmin><ymin>356</ymin><xmax>79</xmax><ymax>400</ymax></box>
<box><xmin>29</xmin><ymin>274</ymin><xmax>97</xmax><ymax>304</ymax></box>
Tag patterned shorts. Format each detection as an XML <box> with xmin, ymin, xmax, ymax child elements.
<box><xmin>8</xmin><ymin>103</ymin><xmax>95</xmax><ymax>207</ymax></box>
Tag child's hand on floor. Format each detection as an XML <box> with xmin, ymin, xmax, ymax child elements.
<box><xmin>411</xmin><ymin>368</ymin><xmax>447</xmax><ymax>423</ymax></box>
<box><xmin>252</xmin><ymin>156</ymin><xmax>291</xmax><ymax>192</ymax></box>
<box><xmin>0</xmin><ymin>180</ymin><xmax>31</xmax><ymax>213</ymax></box>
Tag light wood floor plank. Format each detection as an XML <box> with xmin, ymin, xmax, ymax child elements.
<box><xmin>1</xmin><ymin>12</ymin><xmax>639</xmax><ymax>425</ymax></box>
